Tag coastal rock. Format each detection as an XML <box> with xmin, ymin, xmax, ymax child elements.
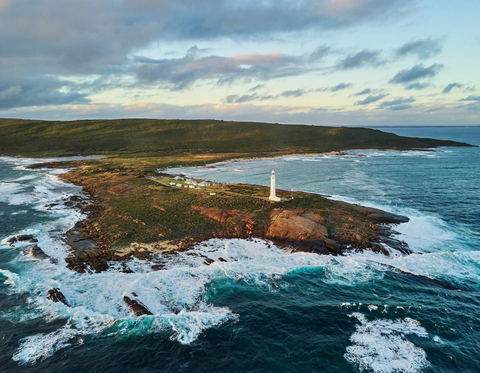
<box><xmin>367</xmin><ymin>260</ymin><xmax>460</xmax><ymax>291</ymax></box>
<box><xmin>336</xmin><ymin>202</ymin><xmax>409</xmax><ymax>225</ymax></box>
<box><xmin>324</xmin><ymin>238</ymin><xmax>343</xmax><ymax>254</ymax></box>
<box><xmin>8</xmin><ymin>234</ymin><xmax>38</xmax><ymax>244</ymax></box>
<box><xmin>17</xmin><ymin>234</ymin><xmax>35</xmax><ymax>242</ymax></box>
<box><xmin>66</xmin><ymin>248</ymin><xmax>114</xmax><ymax>273</ymax></box>
<box><xmin>297</xmin><ymin>239</ymin><xmax>330</xmax><ymax>255</ymax></box>
<box><xmin>23</xmin><ymin>245</ymin><xmax>50</xmax><ymax>260</ymax></box>
<box><xmin>266</xmin><ymin>210</ymin><xmax>328</xmax><ymax>242</ymax></box>
<box><xmin>6</xmin><ymin>236</ymin><xmax>17</xmax><ymax>245</ymax></box>
<box><xmin>367</xmin><ymin>210</ymin><xmax>409</xmax><ymax>224</ymax></box>
<box><xmin>64</xmin><ymin>229</ymin><xmax>97</xmax><ymax>252</ymax></box>
<box><xmin>123</xmin><ymin>296</ymin><xmax>153</xmax><ymax>316</ymax></box>
<box><xmin>47</xmin><ymin>288</ymin><xmax>70</xmax><ymax>306</ymax></box>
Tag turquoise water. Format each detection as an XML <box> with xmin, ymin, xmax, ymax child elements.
<box><xmin>0</xmin><ymin>128</ymin><xmax>479</xmax><ymax>372</ymax></box>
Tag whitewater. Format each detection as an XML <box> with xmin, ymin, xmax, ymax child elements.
<box><xmin>0</xmin><ymin>127</ymin><xmax>479</xmax><ymax>372</ymax></box>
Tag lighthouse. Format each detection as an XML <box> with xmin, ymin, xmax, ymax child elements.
<box><xmin>269</xmin><ymin>171</ymin><xmax>281</xmax><ymax>201</ymax></box>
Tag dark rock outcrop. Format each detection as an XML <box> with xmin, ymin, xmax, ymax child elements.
<box><xmin>123</xmin><ymin>295</ymin><xmax>153</xmax><ymax>316</ymax></box>
<box><xmin>367</xmin><ymin>260</ymin><xmax>460</xmax><ymax>291</ymax></box>
<box><xmin>23</xmin><ymin>245</ymin><xmax>50</xmax><ymax>260</ymax></box>
<box><xmin>17</xmin><ymin>234</ymin><xmax>35</xmax><ymax>242</ymax></box>
<box><xmin>7</xmin><ymin>234</ymin><xmax>38</xmax><ymax>245</ymax></box>
<box><xmin>47</xmin><ymin>288</ymin><xmax>70</xmax><ymax>306</ymax></box>
<box><xmin>66</xmin><ymin>248</ymin><xmax>113</xmax><ymax>273</ymax></box>
<box><xmin>6</xmin><ymin>236</ymin><xmax>17</xmax><ymax>245</ymax></box>
<box><xmin>64</xmin><ymin>229</ymin><xmax>97</xmax><ymax>252</ymax></box>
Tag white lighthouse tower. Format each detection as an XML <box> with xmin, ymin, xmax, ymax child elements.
<box><xmin>269</xmin><ymin>171</ymin><xmax>281</xmax><ymax>201</ymax></box>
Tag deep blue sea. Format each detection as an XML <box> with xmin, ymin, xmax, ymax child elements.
<box><xmin>0</xmin><ymin>127</ymin><xmax>479</xmax><ymax>373</ymax></box>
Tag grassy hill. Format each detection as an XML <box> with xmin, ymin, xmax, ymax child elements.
<box><xmin>0</xmin><ymin>118</ymin><xmax>472</xmax><ymax>158</ymax></box>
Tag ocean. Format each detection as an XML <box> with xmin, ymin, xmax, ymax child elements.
<box><xmin>0</xmin><ymin>127</ymin><xmax>479</xmax><ymax>373</ymax></box>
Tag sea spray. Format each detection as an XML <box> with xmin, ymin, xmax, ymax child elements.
<box><xmin>345</xmin><ymin>313</ymin><xmax>430</xmax><ymax>373</ymax></box>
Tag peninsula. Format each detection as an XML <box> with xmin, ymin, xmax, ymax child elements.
<box><xmin>1</xmin><ymin>118</ymin><xmax>474</xmax><ymax>273</ymax></box>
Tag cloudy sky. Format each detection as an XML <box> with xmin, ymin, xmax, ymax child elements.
<box><xmin>0</xmin><ymin>0</ymin><xmax>479</xmax><ymax>126</ymax></box>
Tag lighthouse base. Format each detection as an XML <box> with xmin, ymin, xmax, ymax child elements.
<box><xmin>269</xmin><ymin>196</ymin><xmax>281</xmax><ymax>202</ymax></box>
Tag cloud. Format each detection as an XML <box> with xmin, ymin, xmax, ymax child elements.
<box><xmin>225</xmin><ymin>88</ymin><xmax>308</xmax><ymax>103</ymax></box>
<box><xmin>390</xmin><ymin>64</ymin><xmax>443</xmax><ymax>84</ymax></box>
<box><xmin>225</xmin><ymin>93</ymin><xmax>275</xmax><ymax>104</ymax></box>
<box><xmin>459</xmin><ymin>95</ymin><xmax>480</xmax><ymax>102</ymax></box>
<box><xmin>405</xmin><ymin>82</ymin><xmax>429</xmax><ymax>90</ymax></box>
<box><xmin>426</xmin><ymin>107</ymin><xmax>444</xmax><ymax>113</ymax></box>
<box><xmin>247</xmin><ymin>84</ymin><xmax>266</xmax><ymax>92</ymax></box>
<box><xmin>336</xmin><ymin>50</ymin><xmax>385</xmax><ymax>70</ymax></box>
<box><xmin>378</xmin><ymin>96</ymin><xmax>415</xmax><ymax>110</ymax></box>
<box><xmin>330</xmin><ymin>83</ymin><xmax>352</xmax><ymax>92</ymax></box>
<box><xmin>0</xmin><ymin>0</ymin><xmax>410</xmax><ymax>109</ymax></box>
<box><xmin>0</xmin><ymin>77</ymin><xmax>89</xmax><ymax>110</ymax></box>
<box><xmin>316</xmin><ymin>83</ymin><xmax>353</xmax><ymax>93</ymax></box>
<box><xmin>0</xmin><ymin>0</ymin><xmax>11</xmax><ymax>13</ymax></box>
<box><xmin>309</xmin><ymin>45</ymin><xmax>332</xmax><ymax>62</ymax></box>
<box><xmin>443</xmin><ymin>83</ymin><xmax>464</xmax><ymax>94</ymax></box>
<box><xmin>135</xmin><ymin>47</ymin><xmax>314</xmax><ymax>90</ymax></box>
<box><xmin>395</xmin><ymin>38</ymin><xmax>443</xmax><ymax>59</ymax></box>
<box><xmin>355</xmin><ymin>93</ymin><xmax>388</xmax><ymax>105</ymax></box>
<box><xmin>354</xmin><ymin>88</ymin><xmax>371</xmax><ymax>96</ymax></box>
<box><xmin>280</xmin><ymin>89</ymin><xmax>305</xmax><ymax>98</ymax></box>
<box><xmin>225</xmin><ymin>83</ymin><xmax>353</xmax><ymax>104</ymax></box>
<box><xmin>0</xmin><ymin>0</ymin><xmax>408</xmax><ymax>75</ymax></box>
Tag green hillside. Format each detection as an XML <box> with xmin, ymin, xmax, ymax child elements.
<box><xmin>0</xmin><ymin>118</ymin><xmax>472</xmax><ymax>157</ymax></box>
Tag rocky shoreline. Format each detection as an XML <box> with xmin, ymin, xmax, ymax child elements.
<box><xmin>9</xmin><ymin>156</ymin><xmax>416</xmax><ymax>278</ymax></box>
<box><xmin>4</xmin><ymin>165</ymin><xmax>455</xmax><ymax>319</ymax></box>
<box><xmin>51</xmin><ymin>179</ymin><xmax>412</xmax><ymax>275</ymax></box>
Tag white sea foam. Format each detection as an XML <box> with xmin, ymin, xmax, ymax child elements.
<box><xmin>326</xmin><ymin>193</ymin><xmax>463</xmax><ymax>254</ymax></box>
<box><xmin>0</xmin><ymin>182</ymin><xmax>29</xmax><ymax>205</ymax></box>
<box><xmin>345</xmin><ymin>313</ymin><xmax>429</xmax><ymax>373</ymax></box>
<box><xmin>11</xmin><ymin>233</ymin><xmax>459</xmax><ymax>365</ymax></box>
<box><xmin>12</xmin><ymin>325</ymin><xmax>80</xmax><ymax>365</ymax></box>
<box><xmin>0</xmin><ymin>155</ymin><xmax>103</xmax><ymax>169</ymax></box>
<box><xmin>5</xmin><ymin>233</ymin><xmax>471</xmax><ymax>365</ymax></box>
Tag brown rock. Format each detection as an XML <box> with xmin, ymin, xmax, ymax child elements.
<box><xmin>123</xmin><ymin>296</ymin><xmax>153</xmax><ymax>316</ymax></box>
<box><xmin>266</xmin><ymin>210</ymin><xmax>328</xmax><ymax>242</ymax></box>
<box><xmin>302</xmin><ymin>212</ymin><xmax>326</xmax><ymax>225</ymax></box>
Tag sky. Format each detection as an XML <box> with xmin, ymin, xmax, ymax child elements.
<box><xmin>0</xmin><ymin>0</ymin><xmax>479</xmax><ymax>126</ymax></box>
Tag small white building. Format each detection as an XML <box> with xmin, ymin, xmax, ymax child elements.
<box><xmin>189</xmin><ymin>185</ymin><xmax>195</xmax><ymax>189</ymax></box>
<box><xmin>176</xmin><ymin>183</ymin><xmax>182</xmax><ymax>187</ymax></box>
<box><xmin>200</xmin><ymin>181</ymin><xmax>211</xmax><ymax>187</ymax></box>
<box><xmin>174</xmin><ymin>176</ymin><xmax>183</xmax><ymax>181</ymax></box>
<box><xmin>186</xmin><ymin>179</ymin><xmax>198</xmax><ymax>185</ymax></box>
<box><xmin>169</xmin><ymin>182</ymin><xmax>176</xmax><ymax>186</ymax></box>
